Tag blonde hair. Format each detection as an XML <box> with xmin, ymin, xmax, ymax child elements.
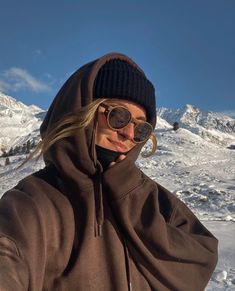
<box><xmin>21</xmin><ymin>98</ymin><xmax>157</xmax><ymax>167</ymax></box>
<box><xmin>142</xmin><ymin>133</ymin><xmax>157</xmax><ymax>158</ymax></box>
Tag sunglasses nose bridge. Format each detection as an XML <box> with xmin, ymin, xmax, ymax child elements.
<box><xmin>119</xmin><ymin>121</ymin><xmax>135</xmax><ymax>140</ymax></box>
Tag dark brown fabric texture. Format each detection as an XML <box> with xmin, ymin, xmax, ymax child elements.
<box><xmin>0</xmin><ymin>52</ymin><xmax>218</xmax><ymax>291</ymax></box>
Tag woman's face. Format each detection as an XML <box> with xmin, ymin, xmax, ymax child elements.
<box><xmin>95</xmin><ymin>99</ymin><xmax>147</xmax><ymax>152</ymax></box>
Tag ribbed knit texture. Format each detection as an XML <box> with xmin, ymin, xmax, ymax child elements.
<box><xmin>93</xmin><ymin>59</ymin><xmax>156</xmax><ymax>124</ymax></box>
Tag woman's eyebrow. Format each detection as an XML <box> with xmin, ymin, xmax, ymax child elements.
<box><xmin>136</xmin><ymin>116</ymin><xmax>146</xmax><ymax>121</ymax></box>
<box><xmin>108</xmin><ymin>102</ymin><xmax>124</xmax><ymax>107</ymax></box>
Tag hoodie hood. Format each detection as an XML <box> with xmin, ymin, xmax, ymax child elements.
<box><xmin>40</xmin><ymin>52</ymin><xmax>156</xmax><ymax>182</ymax></box>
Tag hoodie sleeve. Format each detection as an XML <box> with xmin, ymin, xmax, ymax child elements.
<box><xmin>0</xmin><ymin>173</ymin><xmax>75</xmax><ymax>291</ymax></box>
<box><xmin>103</xmin><ymin>165</ymin><xmax>218</xmax><ymax>291</ymax></box>
<box><xmin>0</xmin><ymin>187</ymin><xmax>47</xmax><ymax>291</ymax></box>
<box><xmin>0</xmin><ymin>235</ymin><xmax>29</xmax><ymax>290</ymax></box>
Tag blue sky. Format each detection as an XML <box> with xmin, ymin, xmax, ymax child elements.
<box><xmin>0</xmin><ymin>0</ymin><xmax>234</xmax><ymax>116</ymax></box>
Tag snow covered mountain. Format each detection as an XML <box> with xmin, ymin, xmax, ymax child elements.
<box><xmin>0</xmin><ymin>92</ymin><xmax>46</xmax><ymax>155</ymax></box>
<box><xmin>158</xmin><ymin>104</ymin><xmax>235</xmax><ymax>146</ymax></box>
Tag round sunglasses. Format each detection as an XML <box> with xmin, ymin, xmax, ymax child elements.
<box><xmin>99</xmin><ymin>103</ymin><xmax>153</xmax><ymax>143</ymax></box>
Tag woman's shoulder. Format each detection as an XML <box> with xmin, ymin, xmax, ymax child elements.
<box><xmin>141</xmin><ymin>172</ymin><xmax>186</xmax><ymax>221</ymax></box>
<box><xmin>2</xmin><ymin>165</ymin><xmax>72</xmax><ymax>216</ymax></box>
<box><xmin>141</xmin><ymin>171</ymin><xmax>178</xmax><ymax>200</ymax></box>
<box><xmin>17</xmin><ymin>165</ymin><xmax>61</xmax><ymax>193</ymax></box>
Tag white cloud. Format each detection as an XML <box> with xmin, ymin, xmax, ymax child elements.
<box><xmin>35</xmin><ymin>49</ymin><xmax>42</xmax><ymax>55</ymax></box>
<box><xmin>220</xmin><ymin>110</ymin><xmax>235</xmax><ymax>119</ymax></box>
<box><xmin>0</xmin><ymin>67</ymin><xmax>51</xmax><ymax>93</ymax></box>
<box><xmin>0</xmin><ymin>80</ymin><xmax>10</xmax><ymax>92</ymax></box>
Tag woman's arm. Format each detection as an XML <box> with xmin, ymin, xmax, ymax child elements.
<box><xmin>0</xmin><ymin>236</ymin><xmax>29</xmax><ymax>290</ymax></box>
<box><xmin>0</xmin><ymin>187</ymin><xmax>47</xmax><ymax>291</ymax></box>
<box><xmin>103</xmin><ymin>164</ymin><xmax>218</xmax><ymax>291</ymax></box>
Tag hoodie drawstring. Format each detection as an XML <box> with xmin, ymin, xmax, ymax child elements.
<box><xmin>94</xmin><ymin>172</ymin><xmax>133</xmax><ymax>290</ymax></box>
<box><xmin>123</xmin><ymin>239</ymin><xmax>133</xmax><ymax>291</ymax></box>
<box><xmin>95</xmin><ymin>172</ymin><xmax>104</xmax><ymax>237</ymax></box>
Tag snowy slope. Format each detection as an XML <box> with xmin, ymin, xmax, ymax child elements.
<box><xmin>139</xmin><ymin>117</ymin><xmax>235</xmax><ymax>221</ymax></box>
<box><xmin>0</xmin><ymin>95</ymin><xmax>235</xmax><ymax>290</ymax></box>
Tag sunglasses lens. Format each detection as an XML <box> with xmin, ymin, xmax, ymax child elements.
<box><xmin>134</xmin><ymin>123</ymin><xmax>152</xmax><ymax>142</ymax></box>
<box><xmin>109</xmin><ymin>107</ymin><xmax>131</xmax><ymax>129</ymax></box>
<box><xmin>105</xmin><ymin>105</ymin><xmax>152</xmax><ymax>143</ymax></box>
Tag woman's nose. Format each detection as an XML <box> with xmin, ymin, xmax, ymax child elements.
<box><xmin>119</xmin><ymin>123</ymin><xmax>135</xmax><ymax>140</ymax></box>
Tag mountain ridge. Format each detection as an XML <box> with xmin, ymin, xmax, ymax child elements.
<box><xmin>157</xmin><ymin>104</ymin><xmax>235</xmax><ymax>146</ymax></box>
<box><xmin>0</xmin><ymin>92</ymin><xmax>235</xmax><ymax>154</ymax></box>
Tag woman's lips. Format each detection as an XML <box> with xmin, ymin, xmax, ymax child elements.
<box><xmin>108</xmin><ymin>139</ymin><xmax>128</xmax><ymax>152</ymax></box>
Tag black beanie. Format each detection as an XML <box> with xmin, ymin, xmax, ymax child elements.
<box><xmin>93</xmin><ymin>59</ymin><xmax>156</xmax><ymax>125</ymax></box>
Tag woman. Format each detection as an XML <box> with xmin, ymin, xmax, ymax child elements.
<box><xmin>0</xmin><ymin>53</ymin><xmax>218</xmax><ymax>291</ymax></box>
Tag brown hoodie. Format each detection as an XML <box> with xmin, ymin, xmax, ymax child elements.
<box><xmin>0</xmin><ymin>52</ymin><xmax>218</xmax><ymax>291</ymax></box>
